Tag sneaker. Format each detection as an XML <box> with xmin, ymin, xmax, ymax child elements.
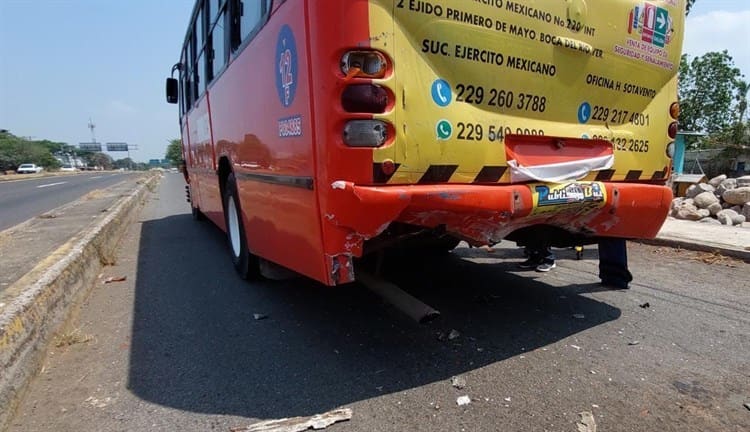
<box><xmin>536</xmin><ymin>262</ymin><xmax>556</xmax><ymax>272</ymax></box>
<box><xmin>518</xmin><ymin>258</ymin><xmax>540</xmax><ymax>269</ymax></box>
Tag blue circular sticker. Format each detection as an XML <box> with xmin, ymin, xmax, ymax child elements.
<box><xmin>577</xmin><ymin>102</ymin><xmax>591</xmax><ymax>124</ymax></box>
<box><xmin>275</xmin><ymin>25</ymin><xmax>298</xmax><ymax>107</ymax></box>
<box><xmin>431</xmin><ymin>79</ymin><xmax>452</xmax><ymax>107</ymax></box>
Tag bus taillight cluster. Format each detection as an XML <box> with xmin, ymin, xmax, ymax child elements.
<box><xmin>340</xmin><ymin>50</ymin><xmax>392</xmax><ymax>148</ymax></box>
<box><xmin>666</xmin><ymin>102</ymin><xmax>679</xmax><ymax>158</ymax></box>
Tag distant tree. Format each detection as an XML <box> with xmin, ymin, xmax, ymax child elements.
<box><xmin>113</xmin><ymin>157</ymin><xmax>135</xmax><ymax>170</ymax></box>
<box><xmin>0</xmin><ymin>132</ymin><xmax>61</xmax><ymax>171</ymax></box>
<box><xmin>165</xmin><ymin>139</ymin><xmax>182</xmax><ymax>164</ymax></box>
<box><xmin>678</xmin><ymin>51</ymin><xmax>745</xmax><ymax>137</ymax></box>
<box><xmin>85</xmin><ymin>152</ymin><xmax>114</xmax><ymax>170</ymax></box>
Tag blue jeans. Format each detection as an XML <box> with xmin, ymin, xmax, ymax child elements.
<box><xmin>526</xmin><ymin>245</ymin><xmax>555</xmax><ymax>264</ymax></box>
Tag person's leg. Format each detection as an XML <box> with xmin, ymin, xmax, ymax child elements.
<box><xmin>536</xmin><ymin>245</ymin><xmax>556</xmax><ymax>272</ymax></box>
<box><xmin>598</xmin><ymin>238</ymin><xmax>632</xmax><ymax>288</ymax></box>
<box><xmin>519</xmin><ymin>245</ymin><xmax>542</xmax><ymax>268</ymax></box>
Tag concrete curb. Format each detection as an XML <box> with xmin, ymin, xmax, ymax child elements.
<box><xmin>640</xmin><ymin>237</ymin><xmax>750</xmax><ymax>263</ymax></box>
<box><xmin>0</xmin><ymin>174</ymin><xmax>160</xmax><ymax>430</ymax></box>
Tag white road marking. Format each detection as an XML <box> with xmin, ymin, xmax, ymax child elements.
<box><xmin>89</xmin><ymin>176</ymin><xmax>102</xmax><ymax>179</ymax></box>
<box><xmin>36</xmin><ymin>181</ymin><xmax>67</xmax><ymax>188</ymax></box>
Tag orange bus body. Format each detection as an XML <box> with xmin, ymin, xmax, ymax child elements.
<box><xmin>173</xmin><ymin>0</ymin><xmax>684</xmax><ymax>286</ymax></box>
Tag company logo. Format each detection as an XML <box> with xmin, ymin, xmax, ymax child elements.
<box><xmin>431</xmin><ymin>79</ymin><xmax>452</xmax><ymax>107</ymax></box>
<box><xmin>275</xmin><ymin>25</ymin><xmax>298</xmax><ymax>107</ymax></box>
<box><xmin>628</xmin><ymin>2</ymin><xmax>673</xmax><ymax>48</ymax></box>
<box><xmin>436</xmin><ymin>120</ymin><xmax>453</xmax><ymax>140</ymax></box>
<box><xmin>577</xmin><ymin>102</ymin><xmax>591</xmax><ymax>124</ymax></box>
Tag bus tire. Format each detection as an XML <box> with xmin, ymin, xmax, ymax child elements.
<box><xmin>224</xmin><ymin>173</ymin><xmax>259</xmax><ymax>280</ymax></box>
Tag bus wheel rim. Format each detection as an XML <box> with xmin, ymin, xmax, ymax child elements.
<box><xmin>228</xmin><ymin>196</ymin><xmax>241</xmax><ymax>258</ymax></box>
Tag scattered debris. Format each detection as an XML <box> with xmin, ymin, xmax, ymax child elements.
<box><xmin>231</xmin><ymin>408</ymin><xmax>352</xmax><ymax>432</ymax></box>
<box><xmin>436</xmin><ymin>331</ymin><xmax>446</xmax><ymax>341</ymax></box>
<box><xmin>576</xmin><ymin>411</ymin><xmax>597</xmax><ymax>432</ymax></box>
<box><xmin>572</xmin><ymin>314</ymin><xmax>585</xmax><ymax>319</ymax></box>
<box><xmin>103</xmin><ymin>276</ymin><xmax>127</xmax><ymax>284</ymax></box>
<box><xmin>55</xmin><ymin>329</ymin><xmax>92</xmax><ymax>347</ymax></box>
<box><xmin>591</xmin><ymin>404</ymin><xmax>600</xmax><ymax>409</ymax></box>
<box><xmin>253</xmin><ymin>313</ymin><xmax>268</xmax><ymax>320</ymax></box>
<box><xmin>84</xmin><ymin>396</ymin><xmax>112</xmax><ymax>409</ymax></box>
<box><xmin>628</xmin><ymin>340</ymin><xmax>640</xmax><ymax>346</ymax></box>
<box><xmin>448</xmin><ymin>329</ymin><xmax>461</xmax><ymax>340</ymax></box>
<box><xmin>504</xmin><ymin>397</ymin><xmax>511</xmax><ymax>402</ymax></box>
<box><xmin>38</xmin><ymin>213</ymin><xmax>57</xmax><ymax>219</ymax></box>
<box><xmin>639</xmin><ymin>302</ymin><xmax>650</xmax><ymax>309</ymax></box>
<box><xmin>451</xmin><ymin>376</ymin><xmax>466</xmax><ymax>389</ymax></box>
<box><xmin>570</xmin><ymin>345</ymin><xmax>582</xmax><ymax>351</ymax></box>
<box><xmin>456</xmin><ymin>396</ymin><xmax>471</xmax><ymax>406</ymax></box>
<box><xmin>744</xmin><ymin>402</ymin><xmax>750</xmax><ymax>411</ymax></box>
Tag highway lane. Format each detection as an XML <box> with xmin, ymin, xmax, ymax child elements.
<box><xmin>7</xmin><ymin>174</ymin><xmax>749</xmax><ymax>432</ymax></box>
<box><xmin>0</xmin><ymin>172</ymin><xmax>136</xmax><ymax>231</ymax></box>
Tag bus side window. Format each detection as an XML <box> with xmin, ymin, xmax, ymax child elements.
<box><xmin>208</xmin><ymin>0</ymin><xmax>228</xmax><ymax>82</ymax></box>
<box><xmin>195</xmin><ymin>3</ymin><xmax>206</xmax><ymax>96</ymax></box>
<box><xmin>238</xmin><ymin>0</ymin><xmax>262</xmax><ymax>43</ymax></box>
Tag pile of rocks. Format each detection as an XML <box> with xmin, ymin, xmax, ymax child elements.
<box><xmin>671</xmin><ymin>175</ymin><xmax>750</xmax><ymax>226</ymax></box>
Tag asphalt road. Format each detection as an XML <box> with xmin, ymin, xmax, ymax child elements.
<box><xmin>7</xmin><ymin>173</ymin><xmax>750</xmax><ymax>431</ymax></box>
<box><xmin>0</xmin><ymin>172</ymin><xmax>133</xmax><ymax>231</ymax></box>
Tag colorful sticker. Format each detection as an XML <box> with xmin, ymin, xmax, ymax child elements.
<box><xmin>531</xmin><ymin>182</ymin><xmax>607</xmax><ymax>216</ymax></box>
<box><xmin>275</xmin><ymin>25</ymin><xmax>298</xmax><ymax>107</ymax></box>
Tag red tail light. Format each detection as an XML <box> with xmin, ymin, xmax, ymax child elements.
<box><xmin>342</xmin><ymin>84</ymin><xmax>388</xmax><ymax>113</ymax></box>
<box><xmin>668</xmin><ymin>122</ymin><xmax>678</xmax><ymax>139</ymax></box>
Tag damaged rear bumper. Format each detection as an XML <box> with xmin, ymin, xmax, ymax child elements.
<box><xmin>326</xmin><ymin>181</ymin><xmax>672</xmax><ymax>247</ymax></box>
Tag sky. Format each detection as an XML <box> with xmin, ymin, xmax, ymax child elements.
<box><xmin>1</xmin><ymin>0</ymin><xmax>749</xmax><ymax>163</ymax></box>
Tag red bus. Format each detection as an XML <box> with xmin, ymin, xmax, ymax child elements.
<box><xmin>167</xmin><ymin>0</ymin><xmax>684</xmax><ymax>286</ymax></box>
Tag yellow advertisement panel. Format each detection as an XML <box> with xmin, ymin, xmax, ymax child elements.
<box><xmin>368</xmin><ymin>0</ymin><xmax>684</xmax><ymax>184</ymax></box>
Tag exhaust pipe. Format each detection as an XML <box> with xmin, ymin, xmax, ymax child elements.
<box><xmin>357</xmin><ymin>271</ymin><xmax>440</xmax><ymax>324</ymax></box>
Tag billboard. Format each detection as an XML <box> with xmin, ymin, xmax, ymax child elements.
<box><xmin>106</xmin><ymin>142</ymin><xmax>129</xmax><ymax>151</ymax></box>
<box><xmin>78</xmin><ymin>142</ymin><xmax>102</xmax><ymax>152</ymax></box>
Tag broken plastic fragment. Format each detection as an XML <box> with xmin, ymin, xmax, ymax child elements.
<box><xmin>451</xmin><ymin>376</ymin><xmax>466</xmax><ymax>389</ymax></box>
<box><xmin>104</xmin><ymin>276</ymin><xmax>127</xmax><ymax>284</ymax></box>
<box><xmin>331</xmin><ymin>181</ymin><xmax>346</xmax><ymax>190</ymax></box>
<box><xmin>231</xmin><ymin>408</ymin><xmax>352</xmax><ymax>432</ymax></box>
<box><xmin>576</xmin><ymin>411</ymin><xmax>597</xmax><ymax>432</ymax></box>
<box><xmin>253</xmin><ymin>313</ymin><xmax>268</xmax><ymax>320</ymax></box>
<box><xmin>448</xmin><ymin>329</ymin><xmax>461</xmax><ymax>340</ymax></box>
<box><xmin>456</xmin><ymin>396</ymin><xmax>471</xmax><ymax>406</ymax></box>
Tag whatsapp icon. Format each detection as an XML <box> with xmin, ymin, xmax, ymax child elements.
<box><xmin>436</xmin><ymin>119</ymin><xmax>453</xmax><ymax>140</ymax></box>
